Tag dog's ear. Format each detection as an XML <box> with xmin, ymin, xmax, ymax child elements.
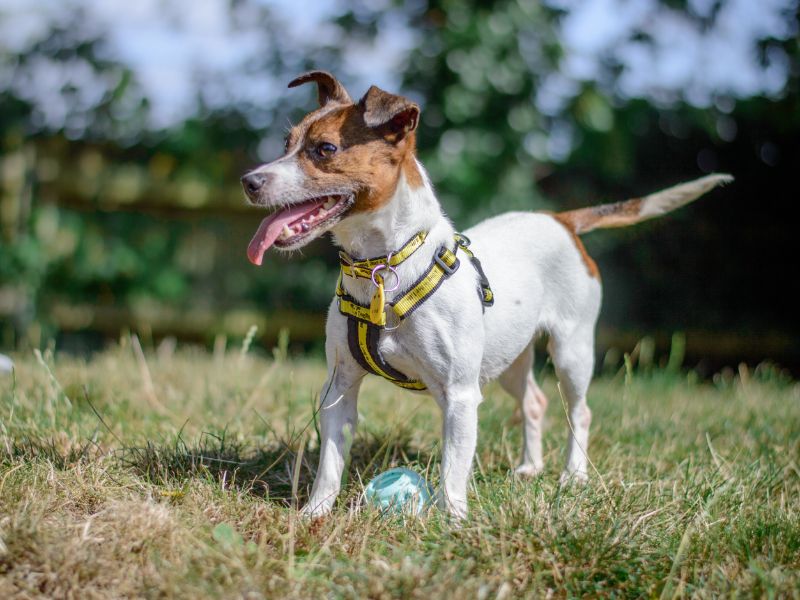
<box><xmin>359</xmin><ymin>85</ymin><xmax>419</xmax><ymax>143</ymax></box>
<box><xmin>288</xmin><ymin>71</ymin><xmax>352</xmax><ymax>106</ymax></box>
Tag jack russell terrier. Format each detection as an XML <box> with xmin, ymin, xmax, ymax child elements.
<box><xmin>241</xmin><ymin>71</ymin><xmax>732</xmax><ymax>519</ymax></box>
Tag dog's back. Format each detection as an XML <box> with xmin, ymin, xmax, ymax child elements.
<box><xmin>466</xmin><ymin>173</ymin><xmax>733</xmax><ymax>383</ymax></box>
<box><xmin>466</xmin><ymin>212</ymin><xmax>602</xmax><ymax>383</ymax></box>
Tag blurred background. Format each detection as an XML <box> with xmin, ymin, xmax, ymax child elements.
<box><xmin>1</xmin><ymin>0</ymin><xmax>798</xmax><ymax>373</ymax></box>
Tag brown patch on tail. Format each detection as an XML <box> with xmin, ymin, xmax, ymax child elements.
<box><xmin>556</xmin><ymin>173</ymin><xmax>733</xmax><ymax>235</ymax></box>
<box><xmin>556</xmin><ymin>198</ymin><xmax>644</xmax><ymax>235</ymax></box>
<box><xmin>550</xmin><ymin>174</ymin><xmax>734</xmax><ymax>279</ymax></box>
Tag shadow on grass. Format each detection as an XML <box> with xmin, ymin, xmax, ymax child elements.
<box><xmin>115</xmin><ymin>427</ymin><xmax>434</xmax><ymax>506</ymax></box>
<box><xmin>3</xmin><ymin>436</ymin><xmax>102</xmax><ymax>470</ymax></box>
<box><xmin>1</xmin><ymin>400</ymin><xmax>436</xmax><ymax>507</ymax></box>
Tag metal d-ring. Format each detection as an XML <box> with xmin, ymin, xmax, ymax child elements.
<box><xmin>454</xmin><ymin>233</ymin><xmax>471</xmax><ymax>248</ymax></box>
<box><xmin>383</xmin><ymin>306</ymin><xmax>401</xmax><ymax>331</ymax></box>
<box><xmin>370</xmin><ymin>253</ymin><xmax>400</xmax><ymax>292</ymax></box>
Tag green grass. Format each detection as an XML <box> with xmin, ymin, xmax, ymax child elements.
<box><xmin>1</xmin><ymin>341</ymin><xmax>799</xmax><ymax>598</ymax></box>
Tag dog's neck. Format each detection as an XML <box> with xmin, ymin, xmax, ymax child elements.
<box><xmin>332</xmin><ymin>161</ymin><xmax>453</xmax><ymax>260</ymax></box>
<box><xmin>331</xmin><ymin>161</ymin><xmax>455</xmax><ymax>303</ymax></box>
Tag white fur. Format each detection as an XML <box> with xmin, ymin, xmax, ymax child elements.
<box><xmin>638</xmin><ymin>173</ymin><xmax>732</xmax><ymax>219</ymax></box>
<box><xmin>301</xmin><ymin>165</ymin><xmax>601</xmax><ymax>519</ymax></box>
<box><xmin>244</xmin><ymin>149</ymin><xmax>307</xmax><ymax>208</ymax></box>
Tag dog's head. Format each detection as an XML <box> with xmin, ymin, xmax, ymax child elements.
<box><xmin>242</xmin><ymin>71</ymin><xmax>421</xmax><ymax>264</ymax></box>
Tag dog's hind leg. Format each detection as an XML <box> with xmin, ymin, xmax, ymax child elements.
<box><xmin>548</xmin><ymin>323</ymin><xmax>595</xmax><ymax>484</ymax></box>
<box><xmin>499</xmin><ymin>344</ymin><xmax>548</xmax><ymax>477</ymax></box>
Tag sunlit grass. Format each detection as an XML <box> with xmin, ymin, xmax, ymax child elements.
<box><xmin>1</xmin><ymin>341</ymin><xmax>798</xmax><ymax>598</ymax></box>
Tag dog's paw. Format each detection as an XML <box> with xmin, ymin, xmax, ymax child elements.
<box><xmin>436</xmin><ymin>494</ymin><xmax>468</xmax><ymax>521</ymax></box>
<box><xmin>300</xmin><ymin>499</ymin><xmax>333</xmax><ymax>519</ymax></box>
<box><xmin>558</xmin><ymin>469</ymin><xmax>589</xmax><ymax>487</ymax></box>
<box><xmin>514</xmin><ymin>463</ymin><xmax>544</xmax><ymax>478</ymax></box>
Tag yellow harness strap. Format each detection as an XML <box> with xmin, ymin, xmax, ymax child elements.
<box><xmin>339</xmin><ymin>232</ymin><xmax>427</xmax><ymax>280</ymax></box>
<box><xmin>336</xmin><ymin>245</ymin><xmax>459</xmax><ymax>327</ymax></box>
<box><xmin>369</xmin><ymin>276</ymin><xmax>385</xmax><ymax>324</ymax></box>
<box><xmin>337</xmin><ymin>233</ymin><xmax>492</xmax><ymax>391</ymax></box>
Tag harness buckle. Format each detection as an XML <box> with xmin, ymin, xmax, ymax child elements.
<box><xmin>338</xmin><ymin>251</ymin><xmax>357</xmax><ymax>279</ymax></box>
<box><xmin>433</xmin><ymin>247</ymin><xmax>458</xmax><ymax>276</ymax></box>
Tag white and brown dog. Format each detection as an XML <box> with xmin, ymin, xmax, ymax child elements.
<box><xmin>241</xmin><ymin>71</ymin><xmax>731</xmax><ymax>518</ymax></box>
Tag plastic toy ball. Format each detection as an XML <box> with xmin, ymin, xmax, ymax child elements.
<box><xmin>363</xmin><ymin>467</ymin><xmax>433</xmax><ymax>515</ymax></box>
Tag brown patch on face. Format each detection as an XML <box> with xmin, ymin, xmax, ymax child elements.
<box><xmin>552</xmin><ymin>214</ymin><xmax>601</xmax><ymax>279</ymax></box>
<box><xmin>285</xmin><ymin>102</ymin><xmax>422</xmax><ymax>214</ymax></box>
<box><xmin>401</xmin><ymin>137</ymin><xmax>423</xmax><ymax>188</ymax></box>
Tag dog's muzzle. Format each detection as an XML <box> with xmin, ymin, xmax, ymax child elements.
<box><xmin>241</xmin><ymin>172</ymin><xmax>273</xmax><ymax>202</ymax></box>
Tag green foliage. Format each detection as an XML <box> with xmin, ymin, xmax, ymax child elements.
<box><xmin>405</xmin><ymin>0</ymin><xmax>562</xmax><ymax>221</ymax></box>
<box><xmin>1</xmin><ymin>1</ymin><xmax>798</xmax><ymax>360</ymax></box>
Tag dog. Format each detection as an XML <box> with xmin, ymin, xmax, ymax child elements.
<box><xmin>241</xmin><ymin>71</ymin><xmax>732</xmax><ymax>518</ymax></box>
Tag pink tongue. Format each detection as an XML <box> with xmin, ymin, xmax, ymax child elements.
<box><xmin>247</xmin><ymin>200</ymin><xmax>324</xmax><ymax>265</ymax></box>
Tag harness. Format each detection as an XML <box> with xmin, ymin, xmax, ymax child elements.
<box><xmin>336</xmin><ymin>232</ymin><xmax>494</xmax><ymax>391</ymax></box>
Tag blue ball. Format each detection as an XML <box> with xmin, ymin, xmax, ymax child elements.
<box><xmin>363</xmin><ymin>467</ymin><xmax>433</xmax><ymax>515</ymax></box>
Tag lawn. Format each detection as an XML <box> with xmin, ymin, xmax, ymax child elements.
<box><xmin>1</xmin><ymin>339</ymin><xmax>799</xmax><ymax>598</ymax></box>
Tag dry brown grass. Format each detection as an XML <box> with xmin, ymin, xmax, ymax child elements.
<box><xmin>1</xmin><ymin>341</ymin><xmax>799</xmax><ymax>598</ymax></box>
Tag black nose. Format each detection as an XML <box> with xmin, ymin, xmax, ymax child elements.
<box><xmin>241</xmin><ymin>172</ymin><xmax>270</xmax><ymax>196</ymax></box>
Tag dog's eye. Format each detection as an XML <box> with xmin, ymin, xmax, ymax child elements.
<box><xmin>316</xmin><ymin>142</ymin><xmax>338</xmax><ymax>158</ymax></box>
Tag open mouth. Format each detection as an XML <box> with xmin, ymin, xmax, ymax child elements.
<box><xmin>247</xmin><ymin>194</ymin><xmax>354</xmax><ymax>265</ymax></box>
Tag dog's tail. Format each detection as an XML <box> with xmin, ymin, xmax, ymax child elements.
<box><xmin>556</xmin><ymin>173</ymin><xmax>733</xmax><ymax>235</ymax></box>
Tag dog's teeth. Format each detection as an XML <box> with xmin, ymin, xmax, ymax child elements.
<box><xmin>323</xmin><ymin>198</ymin><xmax>336</xmax><ymax>210</ymax></box>
<box><xmin>301</xmin><ymin>222</ymin><xmax>309</xmax><ymax>232</ymax></box>
<box><xmin>281</xmin><ymin>225</ymin><xmax>292</xmax><ymax>238</ymax></box>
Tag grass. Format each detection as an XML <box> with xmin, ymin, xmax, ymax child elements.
<box><xmin>1</xmin><ymin>339</ymin><xmax>799</xmax><ymax>599</ymax></box>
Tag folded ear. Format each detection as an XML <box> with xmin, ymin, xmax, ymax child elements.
<box><xmin>359</xmin><ymin>85</ymin><xmax>420</xmax><ymax>143</ymax></box>
<box><xmin>288</xmin><ymin>71</ymin><xmax>352</xmax><ymax>106</ymax></box>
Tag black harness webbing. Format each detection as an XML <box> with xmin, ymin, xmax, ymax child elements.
<box><xmin>346</xmin><ymin>319</ymin><xmax>427</xmax><ymax>390</ymax></box>
<box><xmin>337</xmin><ymin>232</ymin><xmax>493</xmax><ymax>391</ymax></box>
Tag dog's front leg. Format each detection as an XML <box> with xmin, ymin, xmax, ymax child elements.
<box><xmin>437</xmin><ymin>383</ymin><xmax>482</xmax><ymax>519</ymax></box>
<box><xmin>302</xmin><ymin>369</ymin><xmax>363</xmax><ymax>518</ymax></box>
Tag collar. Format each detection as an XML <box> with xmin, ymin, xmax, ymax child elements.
<box><xmin>338</xmin><ymin>231</ymin><xmax>428</xmax><ymax>280</ymax></box>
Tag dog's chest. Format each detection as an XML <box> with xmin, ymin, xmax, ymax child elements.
<box><xmin>375</xmin><ymin>331</ymin><xmax>422</xmax><ymax>381</ymax></box>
